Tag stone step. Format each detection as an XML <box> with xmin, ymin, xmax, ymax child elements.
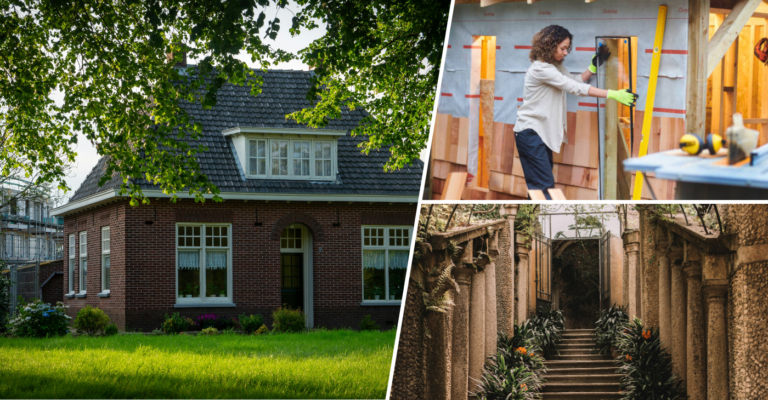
<box><xmin>545</xmin><ymin>360</ymin><xmax>616</xmax><ymax>369</ymax></box>
<box><xmin>560</xmin><ymin>343</ymin><xmax>595</xmax><ymax>349</ymax></box>
<box><xmin>542</xmin><ymin>383</ymin><xmax>620</xmax><ymax>393</ymax></box>
<box><xmin>559</xmin><ymin>339</ymin><xmax>594</xmax><ymax>345</ymax></box>
<box><xmin>543</xmin><ymin>366</ymin><xmax>619</xmax><ymax>375</ymax></box>
<box><xmin>549</xmin><ymin>354</ymin><xmax>611</xmax><ymax>361</ymax></box>
<box><xmin>559</xmin><ymin>349</ymin><xmax>600</xmax><ymax>355</ymax></box>
<box><xmin>542</xmin><ymin>392</ymin><xmax>622</xmax><ymax>399</ymax></box>
<box><xmin>545</xmin><ymin>374</ymin><xmax>622</xmax><ymax>384</ymax></box>
<box><xmin>561</xmin><ymin>332</ymin><xmax>594</xmax><ymax>339</ymax></box>
<box><xmin>563</xmin><ymin>329</ymin><xmax>595</xmax><ymax>333</ymax></box>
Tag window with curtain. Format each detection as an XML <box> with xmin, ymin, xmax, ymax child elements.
<box><xmin>362</xmin><ymin>226</ymin><xmax>412</xmax><ymax>302</ymax></box>
<box><xmin>247</xmin><ymin>138</ymin><xmax>336</xmax><ymax>180</ymax></box>
<box><xmin>101</xmin><ymin>226</ymin><xmax>110</xmax><ymax>292</ymax></box>
<box><xmin>79</xmin><ymin>231</ymin><xmax>87</xmax><ymax>293</ymax></box>
<box><xmin>176</xmin><ymin>224</ymin><xmax>231</xmax><ymax>302</ymax></box>
<box><xmin>68</xmin><ymin>234</ymin><xmax>75</xmax><ymax>293</ymax></box>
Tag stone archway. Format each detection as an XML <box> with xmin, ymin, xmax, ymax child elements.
<box><xmin>270</xmin><ymin>212</ymin><xmax>324</xmax><ymax>241</ymax></box>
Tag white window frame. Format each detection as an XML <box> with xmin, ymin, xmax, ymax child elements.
<box><xmin>245</xmin><ymin>136</ymin><xmax>337</xmax><ymax>181</ymax></box>
<box><xmin>68</xmin><ymin>234</ymin><xmax>75</xmax><ymax>294</ymax></box>
<box><xmin>175</xmin><ymin>223</ymin><xmax>233</xmax><ymax>306</ymax></box>
<box><xmin>101</xmin><ymin>226</ymin><xmax>110</xmax><ymax>293</ymax></box>
<box><xmin>361</xmin><ymin>225</ymin><xmax>412</xmax><ymax>305</ymax></box>
<box><xmin>78</xmin><ymin>231</ymin><xmax>87</xmax><ymax>294</ymax></box>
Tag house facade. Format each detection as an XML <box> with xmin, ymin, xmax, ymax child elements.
<box><xmin>53</xmin><ymin>69</ymin><xmax>422</xmax><ymax>331</ymax></box>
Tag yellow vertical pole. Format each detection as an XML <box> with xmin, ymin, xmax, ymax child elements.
<box><xmin>633</xmin><ymin>5</ymin><xmax>668</xmax><ymax>200</ymax></box>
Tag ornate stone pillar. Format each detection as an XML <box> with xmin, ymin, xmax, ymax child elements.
<box><xmin>425</xmin><ymin>252</ymin><xmax>453</xmax><ymax>400</ymax></box>
<box><xmin>704</xmin><ymin>284</ymin><xmax>728</xmax><ymax>400</ymax></box>
<box><xmin>684</xmin><ymin>258</ymin><xmax>707</xmax><ymax>400</ymax></box>
<box><xmin>485</xmin><ymin>257</ymin><xmax>498</xmax><ymax>361</ymax></box>
<box><xmin>451</xmin><ymin>267</ymin><xmax>474</xmax><ymax>400</ymax></box>
<box><xmin>515</xmin><ymin>233</ymin><xmax>530</xmax><ymax>324</ymax></box>
<box><xmin>670</xmin><ymin>259</ymin><xmax>687</xmax><ymax>389</ymax></box>
<box><xmin>622</xmin><ymin>230</ymin><xmax>640</xmax><ymax>318</ymax></box>
<box><xmin>658</xmin><ymin>244</ymin><xmax>671</xmax><ymax>347</ymax></box>
<box><xmin>469</xmin><ymin>268</ymin><xmax>486</xmax><ymax>394</ymax></box>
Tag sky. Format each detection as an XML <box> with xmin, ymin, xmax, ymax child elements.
<box><xmin>59</xmin><ymin>2</ymin><xmax>327</xmax><ymax>200</ymax></box>
<box><xmin>539</xmin><ymin>205</ymin><xmax>621</xmax><ymax>239</ymax></box>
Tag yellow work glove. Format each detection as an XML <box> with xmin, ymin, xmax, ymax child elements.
<box><xmin>607</xmin><ymin>89</ymin><xmax>639</xmax><ymax>107</ymax></box>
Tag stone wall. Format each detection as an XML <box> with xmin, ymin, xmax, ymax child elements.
<box><xmin>495</xmin><ymin>220</ymin><xmax>515</xmax><ymax>336</ymax></box>
<box><xmin>638</xmin><ymin>206</ymin><xmax>659</xmax><ymax>328</ymax></box>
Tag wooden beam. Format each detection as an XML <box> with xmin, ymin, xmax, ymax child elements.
<box><xmin>480</xmin><ymin>0</ymin><xmax>510</xmax><ymax>7</ymax></box>
<box><xmin>604</xmin><ymin>38</ymin><xmax>619</xmax><ymax>200</ymax></box>
<box><xmin>743</xmin><ymin>117</ymin><xmax>768</xmax><ymax>123</ymax></box>
<box><xmin>687</xmin><ymin>0</ymin><xmax>710</xmax><ymax>138</ymax></box>
<box><xmin>707</xmin><ymin>0</ymin><xmax>762</xmax><ymax>78</ymax></box>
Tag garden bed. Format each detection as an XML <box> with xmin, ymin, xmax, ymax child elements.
<box><xmin>0</xmin><ymin>329</ymin><xmax>395</xmax><ymax>399</ymax></box>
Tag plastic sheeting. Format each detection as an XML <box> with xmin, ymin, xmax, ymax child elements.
<box><xmin>438</xmin><ymin>0</ymin><xmax>689</xmax><ymax>122</ymax></box>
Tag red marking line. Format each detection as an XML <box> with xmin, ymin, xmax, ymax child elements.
<box><xmin>441</xmin><ymin>93</ymin><xmax>453</xmax><ymax>97</ymax></box>
<box><xmin>514</xmin><ymin>45</ymin><xmax>533</xmax><ymax>50</ymax></box>
<box><xmin>494</xmin><ymin>97</ymin><xmax>504</xmax><ymax>101</ymax></box>
<box><xmin>462</xmin><ymin>45</ymin><xmax>502</xmax><ymax>49</ymax></box>
<box><xmin>465</xmin><ymin>94</ymin><xmax>481</xmax><ymax>98</ymax></box>
<box><xmin>654</xmin><ymin>108</ymin><xmax>686</xmax><ymax>114</ymax></box>
<box><xmin>645</xmin><ymin>49</ymin><xmax>688</xmax><ymax>55</ymax></box>
<box><xmin>576</xmin><ymin>47</ymin><xmax>596</xmax><ymax>52</ymax></box>
<box><xmin>447</xmin><ymin>45</ymin><xmax>452</xmax><ymax>48</ymax></box>
<box><xmin>517</xmin><ymin>98</ymin><xmax>524</xmax><ymax>102</ymax></box>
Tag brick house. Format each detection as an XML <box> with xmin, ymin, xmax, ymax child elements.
<box><xmin>53</xmin><ymin>69</ymin><xmax>422</xmax><ymax>331</ymax></box>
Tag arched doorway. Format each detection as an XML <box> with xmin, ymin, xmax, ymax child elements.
<box><xmin>280</xmin><ymin>224</ymin><xmax>314</xmax><ymax>328</ymax></box>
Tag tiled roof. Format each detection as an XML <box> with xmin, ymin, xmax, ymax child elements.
<box><xmin>69</xmin><ymin>69</ymin><xmax>423</xmax><ymax>203</ymax></box>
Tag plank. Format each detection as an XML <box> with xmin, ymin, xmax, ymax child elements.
<box><xmin>487</xmin><ymin>191</ymin><xmax>526</xmax><ymax>201</ymax></box>
<box><xmin>490</xmin><ymin>121</ymin><xmax>505</xmax><ymax>172</ymax></box>
<box><xmin>554</xmin><ymin>184</ymin><xmax>599</xmax><ymax>200</ymax></box>
<box><xmin>573</xmin><ymin>111</ymin><xmax>600</xmax><ymax>169</ymax></box>
<box><xmin>711</xmin><ymin>14</ymin><xmax>725</xmax><ymax>135</ymax></box>
<box><xmin>480</xmin><ymin>79</ymin><xmax>495</xmax><ymax>188</ymax></box>
<box><xmin>707</xmin><ymin>0</ymin><xmax>762</xmax><ymax>78</ymax></box>
<box><xmin>604</xmin><ymin>38</ymin><xmax>620</xmax><ymax>200</ymax></box>
<box><xmin>462</xmin><ymin>187</ymin><xmax>490</xmax><ymax>200</ymax></box>
<box><xmin>489</xmin><ymin>171</ymin><xmax>528</xmax><ymax>198</ymax></box>
<box><xmin>687</xmin><ymin>0</ymin><xmax>709</xmax><ymax>138</ymax></box>
<box><xmin>432</xmin><ymin>113</ymin><xmax>453</xmax><ymax>161</ymax></box>
<box><xmin>441</xmin><ymin>172</ymin><xmax>468</xmax><ymax>200</ymax></box>
<box><xmin>617</xmin><ymin>121</ymin><xmax>633</xmax><ymax>200</ymax></box>
<box><xmin>456</xmin><ymin>117</ymin><xmax>470</xmax><ymax>165</ymax></box>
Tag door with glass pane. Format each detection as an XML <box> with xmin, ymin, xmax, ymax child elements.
<box><xmin>281</xmin><ymin>253</ymin><xmax>303</xmax><ymax>309</ymax></box>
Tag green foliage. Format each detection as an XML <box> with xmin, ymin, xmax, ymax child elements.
<box><xmin>201</xmin><ymin>327</ymin><xmax>218</xmax><ymax>336</ymax></box>
<box><xmin>289</xmin><ymin>0</ymin><xmax>451</xmax><ymax>171</ymax></box>
<box><xmin>593</xmin><ymin>304</ymin><xmax>629</xmax><ymax>355</ymax></box>
<box><xmin>238</xmin><ymin>314</ymin><xmax>264</xmax><ymax>334</ymax></box>
<box><xmin>514</xmin><ymin>205</ymin><xmax>540</xmax><ymax>246</ymax></box>
<box><xmin>0</xmin><ymin>272</ymin><xmax>11</xmax><ymax>333</ymax></box>
<box><xmin>104</xmin><ymin>323</ymin><xmax>119</xmax><ymax>336</ymax></box>
<box><xmin>9</xmin><ymin>300</ymin><xmax>71</xmax><ymax>338</ymax></box>
<box><xmin>616</xmin><ymin>319</ymin><xmax>686</xmax><ymax>400</ymax></box>
<box><xmin>254</xmin><ymin>324</ymin><xmax>270</xmax><ymax>335</ymax></box>
<box><xmin>359</xmin><ymin>315</ymin><xmax>380</xmax><ymax>331</ymax></box>
<box><xmin>151</xmin><ymin>328</ymin><xmax>164</xmax><ymax>336</ymax></box>
<box><xmin>474</xmin><ymin>355</ymin><xmax>539</xmax><ymax>400</ymax></box>
<box><xmin>73</xmin><ymin>305</ymin><xmax>111</xmax><ymax>336</ymax></box>
<box><xmin>272</xmin><ymin>307</ymin><xmax>306</xmax><ymax>333</ymax></box>
<box><xmin>162</xmin><ymin>312</ymin><xmax>194</xmax><ymax>334</ymax></box>
<box><xmin>528</xmin><ymin>306</ymin><xmax>565</xmax><ymax>358</ymax></box>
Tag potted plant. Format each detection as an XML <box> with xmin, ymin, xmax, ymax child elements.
<box><xmin>218</xmin><ymin>289</ymin><xmax>226</xmax><ymax>297</ymax></box>
<box><xmin>208</xmin><ymin>285</ymin><xmax>218</xmax><ymax>297</ymax></box>
<box><xmin>372</xmin><ymin>286</ymin><xmax>383</xmax><ymax>300</ymax></box>
<box><xmin>390</xmin><ymin>285</ymin><xmax>402</xmax><ymax>300</ymax></box>
<box><xmin>183</xmin><ymin>283</ymin><xmax>195</xmax><ymax>298</ymax></box>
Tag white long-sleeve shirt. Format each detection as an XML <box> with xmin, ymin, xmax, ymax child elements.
<box><xmin>514</xmin><ymin>60</ymin><xmax>592</xmax><ymax>153</ymax></box>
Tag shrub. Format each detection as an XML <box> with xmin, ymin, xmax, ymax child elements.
<box><xmin>214</xmin><ymin>315</ymin><xmax>237</xmax><ymax>330</ymax></box>
<box><xmin>0</xmin><ymin>272</ymin><xmax>11</xmax><ymax>333</ymax></box>
<box><xmin>359</xmin><ymin>315</ymin><xmax>380</xmax><ymax>331</ymax></box>
<box><xmin>255</xmin><ymin>325</ymin><xmax>269</xmax><ymax>335</ymax></box>
<box><xmin>196</xmin><ymin>313</ymin><xmax>219</xmax><ymax>328</ymax></box>
<box><xmin>238</xmin><ymin>314</ymin><xmax>264</xmax><ymax>334</ymax></box>
<box><xmin>73</xmin><ymin>305</ymin><xmax>111</xmax><ymax>336</ymax></box>
<box><xmin>151</xmin><ymin>328</ymin><xmax>163</xmax><ymax>335</ymax></box>
<box><xmin>272</xmin><ymin>307</ymin><xmax>305</xmax><ymax>333</ymax></box>
<box><xmin>528</xmin><ymin>306</ymin><xmax>565</xmax><ymax>358</ymax></box>
<box><xmin>616</xmin><ymin>318</ymin><xmax>686</xmax><ymax>399</ymax></box>
<box><xmin>162</xmin><ymin>312</ymin><xmax>195</xmax><ymax>334</ymax></box>
<box><xmin>201</xmin><ymin>327</ymin><xmax>218</xmax><ymax>336</ymax></box>
<box><xmin>104</xmin><ymin>323</ymin><xmax>119</xmax><ymax>336</ymax></box>
<box><xmin>9</xmin><ymin>299</ymin><xmax>71</xmax><ymax>338</ymax></box>
<box><xmin>593</xmin><ymin>304</ymin><xmax>629</xmax><ymax>355</ymax></box>
<box><xmin>474</xmin><ymin>354</ymin><xmax>538</xmax><ymax>400</ymax></box>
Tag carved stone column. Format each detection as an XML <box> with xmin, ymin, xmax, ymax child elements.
<box><xmin>684</xmin><ymin>258</ymin><xmax>707</xmax><ymax>400</ymax></box>
<box><xmin>704</xmin><ymin>284</ymin><xmax>728</xmax><ymax>400</ymax></box>
<box><xmin>495</xmin><ymin>218</ymin><xmax>515</xmax><ymax>336</ymax></box>
<box><xmin>451</xmin><ymin>267</ymin><xmax>474</xmax><ymax>400</ymax></box>
<box><xmin>425</xmin><ymin>252</ymin><xmax>453</xmax><ymax>400</ymax></box>
<box><xmin>515</xmin><ymin>233</ymin><xmax>530</xmax><ymax>324</ymax></box>
<box><xmin>670</xmin><ymin>259</ymin><xmax>687</xmax><ymax>389</ymax></box>
<box><xmin>657</xmin><ymin>241</ymin><xmax>671</xmax><ymax>347</ymax></box>
<box><xmin>622</xmin><ymin>230</ymin><xmax>640</xmax><ymax>318</ymax></box>
<box><xmin>485</xmin><ymin>258</ymin><xmax>498</xmax><ymax>361</ymax></box>
<box><xmin>468</xmin><ymin>268</ymin><xmax>486</xmax><ymax>394</ymax></box>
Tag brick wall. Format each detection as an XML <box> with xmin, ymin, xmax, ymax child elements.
<box><xmin>39</xmin><ymin>260</ymin><xmax>64</xmax><ymax>306</ymax></box>
<box><xmin>64</xmin><ymin>199</ymin><xmax>415</xmax><ymax>331</ymax></box>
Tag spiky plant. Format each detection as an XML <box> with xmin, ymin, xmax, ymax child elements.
<box><xmin>528</xmin><ymin>306</ymin><xmax>565</xmax><ymax>358</ymax></box>
<box><xmin>473</xmin><ymin>351</ymin><xmax>541</xmax><ymax>400</ymax></box>
<box><xmin>615</xmin><ymin>319</ymin><xmax>686</xmax><ymax>400</ymax></box>
<box><xmin>593</xmin><ymin>304</ymin><xmax>629</xmax><ymax>355</ymax></box>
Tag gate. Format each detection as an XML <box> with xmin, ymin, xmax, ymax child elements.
<box><xmin>2</xmin><ymin>264</ymin><xmax>38</xmax><ymax>317</ymax></box>
<box><xmin>533</xmin><ymin>233</ymin><xmax>552</xmax><ymax>310</ymax></box>
<box><xmin>599</xmin><ymin>231</ymin><xmax>611</xmax><ymax>311</ymax></box>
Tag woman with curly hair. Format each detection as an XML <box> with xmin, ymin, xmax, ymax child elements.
<box><xmin>514</xmin><ymin>25</ymin><xmax>638</xmax><ymax>199</ymax></box>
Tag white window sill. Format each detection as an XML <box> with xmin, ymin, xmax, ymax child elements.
<box><xmin>64</xmin><ymin>292</ymin><xmax>75</xmax><ymax>299</ymax></box>
<box><xmin>174</xmin><ymin>302</ymin><xmax>237</xmax><ymax>308</ymax></box>
<box><xmin>75</xmin><ymin>292</ymin><xmax>87</xmax><ymax>298</ymax></box>
<box><xmin>97</xmin><ymin>291</ymin><xmax>110</xmax><ymax>298</ymax></box>
<box><xmin>360</xmin><ymin>300</ymin><xmax>402</xmax><ymax>306</ymax></box>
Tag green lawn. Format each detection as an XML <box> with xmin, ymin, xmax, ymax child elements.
<box><xmin>0</xmin><ymin>330</ymin><xmax>396</xmax><ymax>399</ymax></box>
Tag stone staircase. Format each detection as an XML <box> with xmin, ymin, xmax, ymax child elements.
<box><xmin>541</xmin><ymin>329</ymin><xmax>622</xmax><ymax>399</ymax></box>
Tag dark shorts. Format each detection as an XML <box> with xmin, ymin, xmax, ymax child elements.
<box><xmin>515</xmin><ymin>128</ymin><xmax>555</xmax><ymax>199</ymax></box>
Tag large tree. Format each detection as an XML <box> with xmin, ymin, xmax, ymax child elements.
<box><xmin>0</xmin><ymin>0</ymin><xmax>449</xmax><ymax>205</ymax></box>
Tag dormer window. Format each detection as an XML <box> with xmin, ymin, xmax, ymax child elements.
<box><xmin>226</xmin><ymin>127</ymin><xmax>342</xmax><ymax>181</ymax></box>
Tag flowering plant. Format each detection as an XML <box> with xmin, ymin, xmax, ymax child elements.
<box><xmin>9</xmin><ymin>299</ymin><xmax>71</xmax><ymax>338</ymax></box>
<box><xmin>197</xmin><ymin>313</ymin><xmax>219</xmax><ymax>324</ymax></box>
